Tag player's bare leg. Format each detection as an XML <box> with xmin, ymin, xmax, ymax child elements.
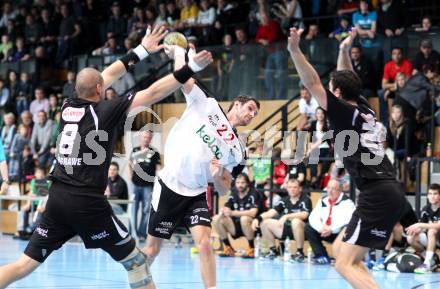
<box><xmin>335</xmin><ymin>241</ymin><xmax>379</xmax><ymax>289</ymax></box>
<box><xmin>190</xmin><ymin>225</ymin><xmax>216</xmax><ymax>288</ymax></box>
<box><xmin>0</xmin><ymin>254</ymin><xmax>40</xmax><ymax>289</ymax></box>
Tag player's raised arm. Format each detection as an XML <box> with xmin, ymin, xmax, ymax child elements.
<box><xmin>164</xmin><ymin>44</ymin><xmax>197</xmax><ymax>94</ymax></box>
<box><xmin>287</xmin><ymin>28</ymin><xmax>327</xmax><ymax>110</ymax></box>
<box><xmin>101</xmin><ymin>25</ymin><xmax>167</xmax><ymax>89</ymax></box>
<box><xmin>337</xmin><ymin>28</ymin><xmax>357</xmax><ymax>72</ymax></box>
<box><xmin>128</xmin><ymin>48</ymin><xmax>213</xmax><ymax>110</ymax></box>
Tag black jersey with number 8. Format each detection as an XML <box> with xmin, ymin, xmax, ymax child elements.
<box><xmin>50</xmin><ymin>92</ymin><xmax>135</xmax><ymax>196</ymax></box>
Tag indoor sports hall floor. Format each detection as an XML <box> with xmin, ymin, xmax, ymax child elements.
<box><xmin>0</xmin><ymin>236</ymin><xmax>439</xmax><ymax>289</ymax></box>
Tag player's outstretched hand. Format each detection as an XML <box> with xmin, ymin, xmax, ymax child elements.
<box><xmin>339</xmin><ymin>27</ymin><xmax>357</xmax><ymax>51</ymax></box>
<box><xmin>141</xmin><ymin>25</ymin><xmax>167</xmax><ymax>54</ymax></box>
<box><xmin>188</xmin><ymin>46</ymin><xmax>213</xmax><ymax>72</ymax></box>
<box><xmin>287</xmin><ymin>27</ymin><xmax>304</xmax><ymax>54</ymax></box>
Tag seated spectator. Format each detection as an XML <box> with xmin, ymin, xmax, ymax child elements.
<box><xmin>305</xmin><ymin>180</ymin><xmax>355</xmax><ymax>264</ymax></box>
<box><xmin>414</xmin><ymin>16</ymin><xmax>435</xmax><ymax>33</ymax></box>
<box><xmin>216</xmin><ymin>34</ymin><xmax>235</xmax><ymax>100</ymax></box>
<box><xmin>57</xmin><ymin>3</ymin><xmax>82</xmax><ymax>64</ymax></box>
<box><xmin>248</xmin><ymin>141</ymin><xmax>271</xmax><ymax>195</ymax></box>
<box><xmin>48</xmin><ymin>94</ymin><xmax>60</xmax><ymax>121</ymax></box>
<box><xmin>14</xmin><ymin>168</ymin><xmax>50</xmax><ymax>240</ymax></box>
<box><xmin>105</xmin><ymin>87</ymin><xmax>117</xmax><ymax>100</ymax></box>
<box><xmin>406</xmin><ymin>183</ymin><xmax>440</xmax><ymax>274</ymax></box>
<box><xmin>4</xmin><ymin>19</ymin><xmax>19</xmax><ymax>42</ymax></box>
<box><xmin>9</xmin><ymin>124</ymin><xmax>30</xmax><ymax>181</ymax></box>
<box><xmin>272</xmin><ymin>147</ymin><xmax>288</xmax><ymax>196</ymax></box>
<box><xmin>252</xmin><ymin>179</ymin><xmax>312</xmax><ymax>261</ymax></box>
<box><xmin>106</xmin><ymin>2</ymin><xmax>127</xmax><ymax>45</ymax></box>
<box><xmin>213</xmin><ymin>173</ymin><xmax>258</xmax><ymax>258</ymax></box>
<box><xmin>197</xmin><ymin>0</ymin><xmax>215</xmax><ymax>27</ymax></box>
<box><xmin>256</xmin><ymin>11</ymin><xmax>287</xmax><ymax>99</ymax></box>
<box><xmin>376</xmin><ymin>0</ymin><xmax>405</xmax><ymax>37</ymax></box>
<box><xmin>30</xmin><ymin>111</ymin><xmax>53</xmax><ymax>169</ymax></box>
<box><xmin>330</xmin><ymin>166</ymin><xmax>350</xmax><ymax>193</ymax></box>
<box><xmin>155</xmin><ymin>3</ymin><xmax>167</xmax><ymax>26</ymax></box>
<box><xmin>105</xmin><ymin>162</ymin><xmax>128</xmax><ymax>215</ymax></box>
<box><xmin>178</xmin><ymin>0</ymin><xmax>199</xmax><ymax>30</ymax></box>
<box><xmin>16</xmin><ymin>72</ymin><xmax>32</xmax><ymax>116</ymax></box>
<box><xmin>145</xmin><ymin>7</ymin><xmax>157</xmax><ymax>27</ymax></box>
<box><xmin>352</xmin><ymin>0</ymin><xmax>377</xmax><ymax>48</ymax></box>
<box><xmin>271</xmin><ymin>0</ymin><xmax>304</xmax><ymax>32</ymax></box>
<box><xmin>232</xmin><ymin>27</ymin><xmax>256</xmax><ymax>95</ymax></box>
<box><xmin>128</xmin><ymin>7</ymin><xmax>148</xmax><ymax>34</ymax></box>
<box><xmin>384</xmin><ymin>71</ymin><xmax>407</xmax><ymax>103</ymax></box>
<box><xmin>350</xmin><ymin>45</ymin><xmax>376</xmax><ymax>96</ymax></box>
<box><xmin>29</xmin><ymin>87</ymin><xmax>50</xmax><ymax>124</ymax></box>
<box><xmin>216</xmin><ymin>0</ymin><xmax>236</xmax><ymax>26</ymax></box>
<box><xmin>24</xmin><ymin>14</ymin><xmax>43</xmax><ymax>46</ymax></box>
<box><xmin>337</xmin><ymin>0</ymin><xmax>359</xmax><ymax>18</ymax></box>
<box><xmin>7</xmin><ymin>70</ymin><xmax>19</xmax><ymax>102</ymax></box>
<box><xmin>413</xmin><ymin>39</ymin><xmax>440</xmax><ymax>75</ymax></box>
<box><xmin>0</xmin><ymin>34</ymin><xmax>13</xmax><ymax>61</ymax></box>
<box><xmin>0</xmin><ymin>2</ymin><xmax>17</xmax><ymax>28</ymax></box>
<box><xmin>40</xmin><ymin>8</ymin><xmax>57</xmax><ymax>58</ymax></box>
<box><xmin>165</xmin><ymin>1</ymin><xmax>180</xmax><ymax>27</ymax></box>
<box><xmin>8</xmin><ymin>37</ymin><xmax>30</xmax><ymax>62</ymax></box>
<box><xmin>386</xmin><ymin>104</ymin><xmax>414</xmax><ymax>163</ymax></box>
<box><xmin>92</xmin><ymin>36</ymin><xmax>124</xmax><ymax>56</ymax></box>
<box><xmin>1</xmin><ymin>112</ymin><xmax>16</xmax><ymax>159</ymax></box>
<box><xmin>329</xmin><ymin>15</ymin><xmax>351</xmax><ymax>42</ymax></box>
<box><xmin>380</xmin><ymin>47</ymin><xmax>413</xmax><ymax>124</ymax></box>
<box><xmin>308</xmin><ymin>107</ymin><xmax>332</xmax><ymax>188</ymax></box>
<box><xmin>394</xmin><ymin>64</ymin><xmax>440</xmax><ymax>129</ymax></box>
<box><xmin>297</xmin><ymin>86</ymin><xmax>319</xmax><ymax>131</ymax></box>
<box><xmin>20</xmin><ymin>110</ymin><xmax>33</xmax><ymax>138</ymax></box>
<box><xmin>0</xmin><ymin>78</ymin><xmax>10</xmax><ymax>117</ymax></box>
<box><xmin>304</xmin><ymin>23</ymin><xmax>320</xmax><ymax>40</ymax></box>
<box><xmin>62</xmin><ymin>71</ymin><xmax>76</xmax><ymax>99</ymax></box>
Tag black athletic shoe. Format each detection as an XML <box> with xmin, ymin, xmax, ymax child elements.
<box><xmin>291</xmin><ymin>251</ymin><xmax>305</xmax><ymax>263</ymax></box>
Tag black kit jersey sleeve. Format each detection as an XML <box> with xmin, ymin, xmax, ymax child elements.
<box><xmin>325</xmin><ymin>89</ymin><xmax>357</xmax><ymax>133</ymax></box>
<box><xmin>419</xmin><ymin>205</ymin><xmax>431</xmax><ymax>223</ymax></box>
<box><xmin>274</xmin><ymin>198</ymin><xmax>287</xmax><ymax>215</ymax></box>
<box><xmin>224</xmin><ymin>194</ymin><xmax>235</xmax><ymax>209</ymax></box>
<box><xmin>94</xmin><ymin>91</ymin><xmax>135</xmax><ymax>130</ymax></box>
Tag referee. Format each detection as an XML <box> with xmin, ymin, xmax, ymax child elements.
<box><xmin>0</xmin><ymin>26</ymin><xmax>212</xmax><ymax>289</ymax></box>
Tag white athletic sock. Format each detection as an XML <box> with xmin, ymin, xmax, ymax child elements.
<box><xmin>207</xmin><ymin>287</ymin><xmax>217</xmax><ymax>289</ymax></box>
<box><xmin>424</xmin><ymin>251</ymin><xmax>434</xmax><ymax>265</ymax></box>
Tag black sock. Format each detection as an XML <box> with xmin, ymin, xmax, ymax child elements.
<box><xmin>279</xmin><ymin>241</ymin><xmax>285</xmax><ymax>255</ymax></box>
<box><xmin>270</xmin><ymin>246</ymin><xmax>278</xmax><ymax>254</ymax></box>
<box><xmin>223</xmin><ymin>238</ymin><xmax>231</xmax><ymax>247</ymax></box>
<box><xmin>248</xmin><ymin>239</ymin><xmax>254</xmax><ymax>249</ymax></box>
<box><xmin>297</xmin><ymin>248</ymin><xmax>304</xmax><ymax>255</ymax></box>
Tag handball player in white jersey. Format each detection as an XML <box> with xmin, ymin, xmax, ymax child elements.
<box><xmin>143</xmin><ymin>45</ymin><xmax>260</xmax><ymax>289</ymax></box>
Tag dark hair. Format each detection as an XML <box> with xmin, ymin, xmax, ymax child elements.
<box><xmin>227</xmin><ymin>95</ymin><xmax>260</xmax><ymax>112</ymax></box>
<box><xmin>235</xmin><ymin>173</ymin><xmax>251</xmax><ymax>186</ymax></box>
<box><xmin>429</xmin><ymin>183</ymin><xmax>440</xmax><ymax>194</ymax></box>
<box><xmin>315</xmin><ymin>107</ymin><xmax>329</xmax><ymax>131</ymax></box>
<box><xmin>351</xmin><ymin>44</ymin><xmax>362</xmax><ymax>53</ymax></box>
<box><xmin>287</xmin><ymin>178</ymin><xmax>301</xmax><ymax>186</ymax></box>
<box><xmin>391</xmin><ymin>46</ymin><xmax>402</xmax><ymax>53</ymax></box>
<box><xmin>329</xmin><ymin>70</ymin><xmax>362</xmax><ymax>102</ymax></box>
<box><xmin>110</xmin><ymin>161</ymin><xmax>119</xmax><ymax>170</ymax></box>
<box><xmin>422</xmin><ymin>63</ymin><xmax>438</xmax><ymax>74</ymax></box>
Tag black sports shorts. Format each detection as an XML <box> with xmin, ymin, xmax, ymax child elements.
<box><xmin>24</xmin><ymin>182</ymin><xmax>132</xmax><ymax>263</ymax></box>
<box><xmin>343</xmin><ymin>180</ymin><xmax>406</xmax><ymax>249</ymax></box>
<box><xmin>148</xmin><ymin>178</ymin><xmax>211</xmax><ymax>239</ymax></box>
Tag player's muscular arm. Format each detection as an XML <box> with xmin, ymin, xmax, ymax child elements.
<box><xmin>129</xmin><ymin>49</ymin><xmax>212</xmax><ymax>110</ymax></box>
<box><xmin>102</xmin><ymin>26</ymin><xmax>167</xmax><ymax>89</ymax></box>
<box><xmin>170</xmin><ymin>45</ymin><xmax>196</xmax><ymax>94</ymax></box>
<box><xmin>337</xmin><ymin>28</ymin><xmax>356</xmax><ymax>72</ymax></box>
<box><xmin>287</xmin><ymin>28</ymin><xmax>327</xmax><ymax>110</ymax></box>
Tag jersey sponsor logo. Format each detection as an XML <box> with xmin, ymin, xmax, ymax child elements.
<box><xmin>36</xmin><ymin>227</ymin><xmax>48</xmax><ymax>238</ymax></box>
<box><xmin>196</xmin><ymin>124</ymin><xmax>223</xmax><ymax>159</ymax></box>
<box><xmin>199</xmin><ymin>217</ymin><xmax>211</xmax><ymax>223</ymax></box>
<box><xmin>208</xmin><ymin>114</ymin><xmax>220</xmax><ymax>127</ymax></box>
<box><xmin>62</xmin><ymin>107</ymin><xmax>85</xmax><ymax>122</ymax></box>
<box><xmin>159</xmin><ymin>221</ymin><xmax>173</xmax><ymax>228</ymax></box>
<box><xmin>155</xmin><ymin>227</ymin><xmax>170</xmax><ymax>235</ymax></box>
<box><xmin>91</xmin><ymin>231</ymin><xmax>110</xmax><ymax>240</ymax></box>
<box><xmin>57</xmin><ymin>156</ymin><xmax>83</xmax><ymax>166</ymax></box>
<box><xmin>370</xmin><ymin>228</ymin><xmax>387</xmax><ymax>238</ymax></box>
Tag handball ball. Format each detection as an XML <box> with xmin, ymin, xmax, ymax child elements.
<box><xmin>163</xmin><ymin>32</ymin><xmax>188</xmax><ymax>49</ymax></box>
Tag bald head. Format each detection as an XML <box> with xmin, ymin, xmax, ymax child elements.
<box><xmin>75</xmin><ymin>68</ymin><xmax>103</xmax><ymax>100</ymax></box>
<box><xmin>327</xmin><ymin>179</ymin><xmax>342</xmax><ymax>202</ymax></box>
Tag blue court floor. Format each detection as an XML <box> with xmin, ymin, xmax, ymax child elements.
<box><xmin>0</xmin><ymin>235</ymin><xmax>439</xmax><ymax>289</ymax></box>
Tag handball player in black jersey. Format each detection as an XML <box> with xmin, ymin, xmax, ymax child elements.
<box><xmin>288</xmin><ymin>27</ymin><xmax>405</xmax><ymax>289</ymax></box>
<box><xmin>0</xmin><ymin>26</ymin><xmax>213</xmax><ymax>289</ymax></box>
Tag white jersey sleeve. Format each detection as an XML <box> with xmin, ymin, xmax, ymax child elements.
<box><xmin>183</xmin><ymin>84</ymin><xmax>207</xmax><ymax>106</ymax></box>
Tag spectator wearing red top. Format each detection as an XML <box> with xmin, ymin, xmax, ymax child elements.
<box><xmin>337</xmin><ymin>0</ymin><xmax>359</xmax><ymax>18</ymax></box>
<box><xmin>379</xmin><ymin>47</ymin><xmax>413</xmax><ymax>124</ymax></box>
<box><xmin>255</xmin><ymin>11</ymin><xmax>287</xmax><ymax>99</ymax></box>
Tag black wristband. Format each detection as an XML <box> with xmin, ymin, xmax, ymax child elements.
<box><xmin>119</xmin><ymin>51</ymin><xmax>140</xmax><ymax>71</ymax></box>
<box><xmin>173</xmin><ymin>64</ymin><xmax>195</xmax><ymax>84</ymax></box>
<box><xmin>257</xmin><ymin>216</ymin><xmax>263</xmax><ymax>223</ymax></box>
